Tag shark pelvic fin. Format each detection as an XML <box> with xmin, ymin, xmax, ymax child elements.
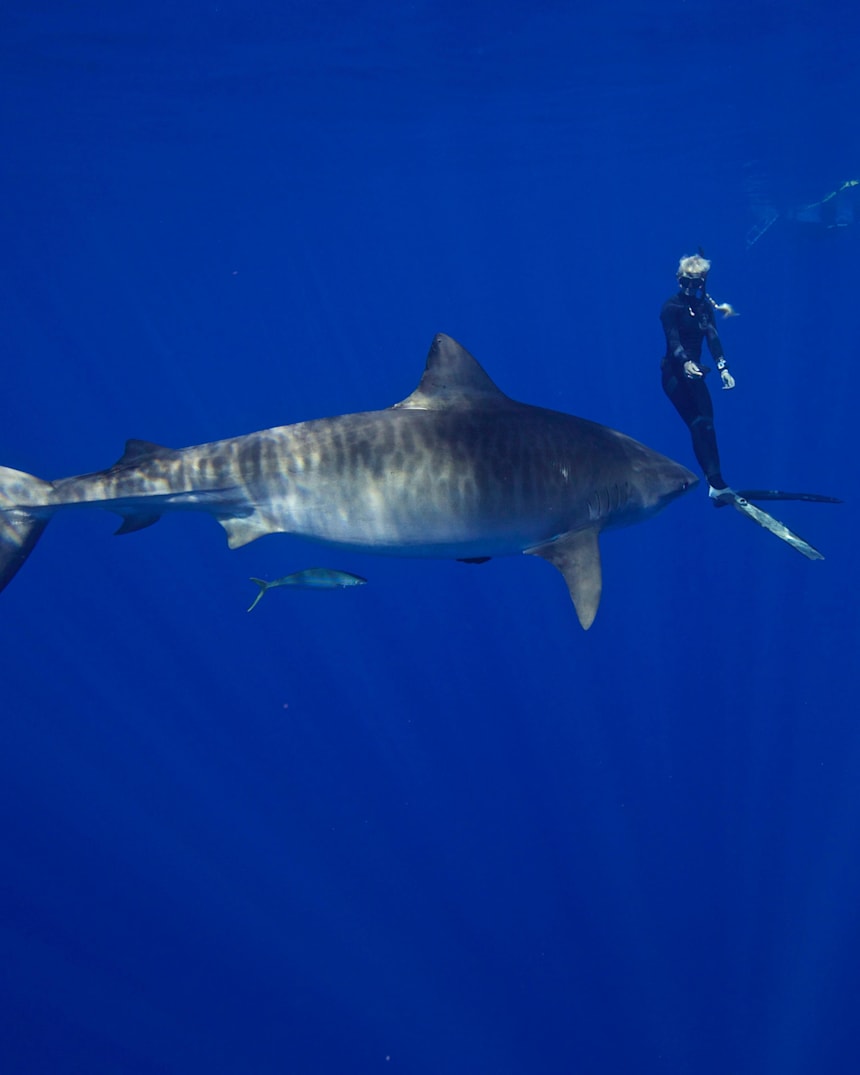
<box><xmin>525</xmin><ymin>529</ymin><xmax>603</xmax><ymax>630</ymax></box>
<box><xmin>393</xmin><ymin>333</ymin><xmax>514</xmax><ymax>412</ymax></box>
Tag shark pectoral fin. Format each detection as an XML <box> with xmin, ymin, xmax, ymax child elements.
<box><xmin>525</xmin><ymin>529</ymin><xmax>603</xmax><ymax>630</ymax></box>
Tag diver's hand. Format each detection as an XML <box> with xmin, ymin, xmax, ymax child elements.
<box><xmin>683</xmin><ymin>359</ymin><xmax>706</xmax><ymax>379</ymax></box>
<box><xmin>720</xmin><ymin>367</ymin><xmax>736</xmax><ymax>390</ymax></box>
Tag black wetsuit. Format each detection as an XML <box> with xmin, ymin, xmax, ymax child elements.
<box><xmin>660</xmin><ymin>291</ymin><xmax>727</xmax><ymax>490</ymax></box>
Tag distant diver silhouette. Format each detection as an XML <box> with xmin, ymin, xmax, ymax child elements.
<box><xmin>746</xmin><ymin>179</ymin><xmax>859</xmax><ymax>249</ymax></box>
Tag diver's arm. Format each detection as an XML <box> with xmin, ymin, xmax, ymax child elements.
<box><xmin>661</xmin><ymin>302</ymin><xmax>707</xmax><ymax>378</ymax></box>
<box><xmin>660</xmin><ymin>302</ymin><xmax>687</xmax><ymax>361</ymax></box>
<box><xmin>704</xmin><ymin>311</ymin><xmax>735</xmax><ymax>389</ymax></box>
<box><xmin>704</xmin><ymin>310</ymin><xmax>727</xmax><ymax>363</ymax></box>
<box><xmin>703</xmin><ymin>308</ymin><xmax>735</xmax><ymax>389</ymax></box>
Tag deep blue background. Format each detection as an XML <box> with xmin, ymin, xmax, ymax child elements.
<box><xmin>2</xmin><ymin>3</ymin><xmax>859</xmax><ymax>1072</ymax></box>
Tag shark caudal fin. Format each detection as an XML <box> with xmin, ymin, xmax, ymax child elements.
<box><xmin>0</xmin><ymin>466</ymin><xmax>54</xmax><ymax>592</ymax></box>
<box><xmin>247</xmin><ymin>578</ymin><xmax>270</xmax><ymax>612</ymax></box>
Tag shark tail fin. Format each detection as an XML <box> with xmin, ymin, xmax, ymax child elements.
<box><xmin>0</xmin><ymin>466</ymin><xmax>55</xmax><ymax>593</ymax></box>
<box><xmin>247</xmin><ymin>578</ymin><xmax>269</xmax><ymax>612</ymax></box>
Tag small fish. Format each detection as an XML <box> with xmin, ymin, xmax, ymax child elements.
<box><xmin>247</xmin><ymin>567</ymin><xmax>367</xmax><ymax>611</ymax></box>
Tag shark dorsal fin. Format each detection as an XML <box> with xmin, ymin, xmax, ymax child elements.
<box><xmin>115</xmin><ymin>439</ymin><xmax>179</xmax><ymax>467</ymax></box>
<box><xmin>394</xmin><ymin>334</ymin><xmax>514</xmax><ymax>411</ymax></box>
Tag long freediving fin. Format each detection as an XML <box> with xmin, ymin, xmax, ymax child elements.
<box><xmin>730</xmin><ymin>495</ymin><xmax>824</xmax><ymax>561</ymax></box>
<box><xmin>736</xmin><ymin>489</ymin><xmax>842</xmax><ymax>505</ymax></box>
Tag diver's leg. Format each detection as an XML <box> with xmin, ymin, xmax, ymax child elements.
<box><xmin>661</xmin><ymin>362</ymin><xmax>727</xmax><ymax>490</ymax></box>
<box><xmin>686</xmin><ymin>379</ymin><xmax>727</xmax><ymax>491</ymax></box>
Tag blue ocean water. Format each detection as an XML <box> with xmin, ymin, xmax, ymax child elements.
<box><xmin>2</xmin><ymin>2</ymin><xmax>859</xmax><ymax>1072</ymax></box>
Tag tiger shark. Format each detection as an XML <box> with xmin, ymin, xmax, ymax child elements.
<box><xmin>0</xmin><ymin>333</ymin><xmax>697</xmax><ymax>628</ymax></box>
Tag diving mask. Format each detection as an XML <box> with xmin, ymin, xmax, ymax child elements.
<box><xmin>678</xmin><ymin>275</ymin><xmax>707</xmax><ymax>298</ymax></box>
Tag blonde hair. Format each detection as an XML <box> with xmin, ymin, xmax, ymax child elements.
<box><xmin>677</xmin><ymin>254</ymin><xmax>711</xmax><ymax>279</ymax></box>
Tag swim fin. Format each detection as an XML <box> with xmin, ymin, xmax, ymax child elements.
<box><xmin>736</xmin><ymin>489</ymin><xmax>842</xmax><ymax>505</ymax></box>
<box><xmin>730</xmin><ymin>495</ymin><xmax>825</xmax><ymax>560</ymax></box>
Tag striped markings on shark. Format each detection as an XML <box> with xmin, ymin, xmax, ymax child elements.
<box><xmin>0</xmin><ymin>333</ymin><xmax>703</xmax><ymax>629</ymax></box>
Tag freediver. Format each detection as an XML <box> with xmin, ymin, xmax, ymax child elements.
<box><xmin>659</xmin><ymin>252</ymin><xmax>839</xmax><ymax>558</ymax></box>
<box><xmin>659</xmin><ymin>254</ymin><xmax>738</xmax><ymax>505</ymax></box>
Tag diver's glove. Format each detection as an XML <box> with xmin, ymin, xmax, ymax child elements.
<box><xmin>683</xmin><ymin>359</ymin><xmax>707</xmax><ymax>379</ymax></box>
<box><xmin>717</xmin><ymin>358</ymin><xmax>735</xmax><ymax>390</ymax></box>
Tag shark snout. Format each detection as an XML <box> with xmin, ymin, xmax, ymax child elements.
<box><xmin>639</xmin><ymin>458</ymin><xmax>699</xmax><ymax>516</ymax></box>
<box><xmin>666</xmin><ymin>464</ymin><xmax>699</xmax><ymax>502</ymax></box>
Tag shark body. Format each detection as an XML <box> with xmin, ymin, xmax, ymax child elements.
<box><xmin>0</xmin><ymin>334</ymin><xmax>697</xmax><ymax>627</ymax></box>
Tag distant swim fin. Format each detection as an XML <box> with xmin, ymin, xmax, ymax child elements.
<box><xmin>731</xmin><ymin>495</ymin><xmax>824</xmax><ymax>561</ymax></box>
<box><xmin>745</xmin><ymin>210</ymin><xmax>780</xmax><ymax>249</ymax></box>
<box><xmin>736</xmin><ymin>489</ymin><xmax>842</xmax><ymax>505</ymax></box>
